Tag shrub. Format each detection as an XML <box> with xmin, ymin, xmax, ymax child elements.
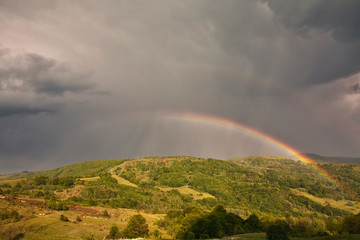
<box><xmin>60</xmin><ymin>214</ymin><xmax>69</xmax><ymax>222</ymax></box>
<box><xmin>83</xmin><ymin>233</ymin><xmax>95</xmax><ymax>240</ymax></box>
<box><xmin>103</xmin><ymin>210</ymin><xmax>110</xmax><ymax>218</ymax></box>
<box><xmin>153</xmin><ymin>229</ymin><xmax>160</xmax><ymax>239</ymax></box>
<box><xmin>0</xmin><ymin>209</ymin><xmax>21</xmax><ymax>221</ymax></box>
<box><xmin>12</xmin><ymin>233</ymin><xmax>24</xmax><ymax>240</ymax></box>
<box><xmin>46</xmin><ymin>201</ymin><xmax>68</xmax><ymax>211</ymax></box>
<box><xmin>266</xmin><ymin>225</ymin><xmax>289</xmax><ymax>240</ymax></box>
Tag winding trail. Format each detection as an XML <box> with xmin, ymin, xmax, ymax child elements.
<box><xmin>108</xmin><ymin>163</ymin><xmax>138</xmax><ymax>188</ymax></box>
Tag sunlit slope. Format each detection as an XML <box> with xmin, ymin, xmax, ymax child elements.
<box><xmin>0</xmin><ymin>159</ymin><xmax>127</xmax><ymax>180</ymax></box>
<box><xmin>319</xmin><ymin>162</ymin><xmax>360</xmax><ymax>199</ymax></box>
<box><xmin>1</xmin><ymin>155</ymin><xmax>360</xmax><ymax>218</ymax></box>
<box><xmin>110</xmin><ymin>156</ymin><xmax>356</xmax><ymax>216</ymax></box>
<box><xmin>0</xmin><ymin>198</ymin><xmax>165</xmax><ymax>240</ymax></box>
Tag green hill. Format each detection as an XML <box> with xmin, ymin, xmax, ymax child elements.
<box><xmin>1</xmin><ymin>155</ymin><xmax>360</xmax><ymax>239</ymax></box>
<box><xmin>2</xmin><ymin>156</ymin><xmax>359</xmax><ymax>216</ymax></box>
<box><xmin>0</xmin><ymin>159</ymin><xmax>127</xmax><ymax>181</ymax></box>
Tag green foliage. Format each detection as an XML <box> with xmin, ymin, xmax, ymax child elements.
<box><xmin>33</xmin><ymin>176</ymin><xmax>48</xmax><ymax>186</ymax></box>
<box><xmin>325</xmin><ymin>217</ymin><xmax>343</xmax><ymax>235</ymax></box>
<box><xmin>321</xmin><ymin>164</ymin><xmax>360</xmax><ymax>200</ymax></box>
<box><xmin>32</xmin><ymin>176</ymin><xmax>75</xmax><ymax>187</ymax></box>
<box><xmin>12</xmin><ymin>233</ymin><xmax>25</xmax><ymax>240</ymax></box>
<box><xmin>121</xmin><ymin>214</ymin><xmax>149</xmax><ymax>238</ymax></box>
<box><xmin>245</xmin><ymin>214</ymin><xmax>262</xmax><ymax>232</ymax></box>
<box><xmin>0</xmin><ymin>209</ymin><xmax>21</xmax><ymax>221</ymax></box>
<box><xmin>342</xmin><ymin>213</ymin><xmax>360</xmax><ymax>234</ymax></box>
<box><xmin>175</xmin><ymin>205</ymin><xmax>264</xmax><ymax>239</ymax></box>
<box><xmin>60</xmin><ymin>214</ymin><xmax>69</xmax><ymax>222</ymax></box>
<box><xmin>82</xmin><ymin>233</ymin><xmax>95</xmax><ymax>240</ymax></box>
<box><xmin>266</xmin><ymin>225</ymin><xmax>289</xmax><ymax>240</ymax></box>
<box><xmin>2</xmin><ymin>156</ymin><xmax>356</xmax><ymax>219</ymax></box>
<box><xmin>158</xmin><ymin>172</ymin><xmax>188</xmax><ymax>187</ymax></box>
<box><xmin>3</xmin><ymin>155</ymin><xmax>360</xmax><ymax>239</ymax></box>
<box><xmin>108</xmin><ymin>225</ymin><xmax>119</xmax><ymax>239</ymax></box>
<box><xmin>153</xmin><ymin>229</ymin><xmax>160</xmax><ymax>239</ymax></box>
<box><xmin>0</xmin><ymin>159</ymin><xmax>127</xmax><ymax>180</ymax></box>
<box><xmin>46</xmin><ymin>200</ymin><xmax>68</xmax><ymax>211</ymax></box>
<box><xmin>99</xmin><ymin>172</ymin><xmax>118</xmax><ymax>185</ymax></box>
<box><xmin>103</xmin><ymin>210</ymin><xmax>110</xmax><ymax>218</ymax></box>
<box><xmin>112</xmin><ymin>157</ymin><xmax>350</xmax><ymax>217</ymax></box>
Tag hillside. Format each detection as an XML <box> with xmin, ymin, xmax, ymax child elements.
<box><xmin>1</xmin><ymin>156</ymin><xmax>359</xmax><ymax>216</ymax></box>
<box><xmin>0</xmin><ymin>159</ymin><xmax>127</xmax><ymax>181</ymax></box>
<box><xmin>1</xmin><ymin>155</ymin><xmax>360</xmax><ymax>239</ymax></box>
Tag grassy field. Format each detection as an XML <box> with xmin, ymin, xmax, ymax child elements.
<box><xmin>159</xmin><ymin>185</ymin><xmax>215</xmax><ymax>200</ymax></box>
<box><xmin>0</xmin><ymin>179</ymin><xmax>24</xmax><ymax>186</ymax></box>
<box><xmin>1</xmin><ymin>195</ymin><xmax>360</xmax><ymax>240</ymax></box>
<box><xmin>0</xmin><ymin>199</ymin><xmax>166</xmax><ymax>240</ymax></box>
<box><xmin>108</xmin><ymin>163</ymin><xmax>138</xmax><ymax>188</ymax></box>
<box><xmin>79</xmin><ymin>176</ymin><xmax>100</xmax><ymax>181</ymax></box>
<box><xmin>291</xmin><ymin>188</ymin><xmax>360</xmax><ymax>214</ymax></box>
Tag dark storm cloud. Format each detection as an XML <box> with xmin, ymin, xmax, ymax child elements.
<box><xmin>264</xmin><ymin>0</ymin><xmax>360</xmax><ymax>42</ymax></box>
<box><xmin>0</xmin><ymin>106</ymin><xmax>51</xmax><ymax>118</ymax></box>
<box><xmin>0</xmin><ymin>49</ymin><xmax>93</xmax><ymax>96</ymax></box>
<box><xmin>261</xmin><ymin>0</ymin><xmax>360</xmax><ymax>86</ymax></box>
<box><xmin>206</xmin><ymin>0</ymin><xmax>360</xmax><ymax>88</ymax></box>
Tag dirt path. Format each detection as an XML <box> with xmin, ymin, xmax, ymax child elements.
<box><xmin>108</xmin><ymin>164</ymin><xmax>138</xmax><ymax>188</ymax></box>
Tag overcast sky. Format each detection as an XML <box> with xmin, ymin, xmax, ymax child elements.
<box><xmin>1</xmin><ymin>0</ymin><xmax>360</xmax><ymax>174</ymax></box>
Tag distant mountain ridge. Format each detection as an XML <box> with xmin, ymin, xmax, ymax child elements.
<box><xmin>303</xmin><ymin>153</ymin><xmax>360</xmax><ymax>163</ymax></box>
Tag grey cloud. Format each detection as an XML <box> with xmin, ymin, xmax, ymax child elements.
<box><xmin>0</xmin><ymin>106</ymin><xmax>52</xmax><ymax>118</ymax></box>
<box><xmin>0</xmin><ymin>50</ymin><xmax>93</xmax><ymax>96</ymax></box>
<box><xmin>0</xmin><ymin>0</ymin><xmax>57</xmax><ymax>21</ymax></box>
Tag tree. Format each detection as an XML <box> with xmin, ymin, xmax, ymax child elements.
<box><xmin>108</xmin><ymin>225</ymin><xmax>119</xmax><ymax>239</ymax></box>
<box><xmin>184</xmin><ymin>205</ymin><xmax>245</xmax><ymax>239</ymax></box>
<box><xmin>266</xmin><ymin>225</ymin><xmax>289</xmax><ymax>240</ymax></box>
<box><xmin>245</xmin><ymin>214</ymin><xmax>262</xmax><ymax>232</ymax></box>
<box><xmin>33</xmin><ymin>176</ymin><xmax>48</xmax><ymax>186</ymax></box>
<box><xmin>342</xmin><ymin>213</ymin><xmax>360</xmax><ymax>234</ymax></box>
<box><xmin>122</xmin><ymin>214</ymin><xmax>149</xmax><ymax>238</ymax></box>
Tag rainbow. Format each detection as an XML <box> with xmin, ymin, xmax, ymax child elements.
<box><xmin>160</xmin><ymin>112</ymin><xmax>343</xmax><ymax>189</ymax></box>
